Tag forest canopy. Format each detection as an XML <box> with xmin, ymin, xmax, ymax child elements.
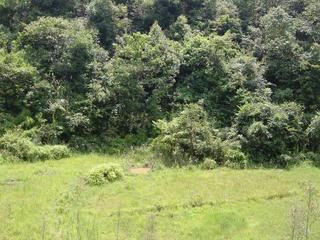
<box><xmin>0</xmin><ymin>0</ymin><xmax>320</xmax><ymax>166</ymax></box>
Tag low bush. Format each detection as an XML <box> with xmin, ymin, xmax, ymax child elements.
<box><xmin>306</xmin><ymin>112</ymin><xmax>320</xmax><ymax>152</ymax></box>
<box><xmin>41</xmin><ymin>145</ymin><xmax>71</xmax><ymax>160</ymax></box>
<box><xmin>0</xmin><ymin>131</ymin><xmax>70</xmax><ymax>162</ymax></box>
<box><xmin>293</xmin><ymin>152</ymin><xmax>320</xmax><ymax>167</ymax></box>
<box><xmin>68</xmin><ymin>130</ymin><xmax>149</xmax><ymax>154</ymax></box>
<box><xmin>152</xmin><ymin>104</ymin><xmax>248</xmax><ymax>168</ymax></box>
<box><xmin>223</xmin><ymin>149</ymin><xmax>248</xmax><ymax>169</ymax></box>
<box><xmin>201</xmin><ymin>158</ymin><xmax>218</xmax><ymax>170</ymax></box>
<box><xmin>85</xmin><ymin>164</ymin><xmax>124</xmax><ymax>186</ymax></box>
<box><xmin>234</xmin><ymin>101</ymin><xmax>305</xmax><ymax>165</ymax></box>
<box><xmin>152</xmin><ymin>104</ymin><xmax>220</xmax><ymax>165</ymax></box>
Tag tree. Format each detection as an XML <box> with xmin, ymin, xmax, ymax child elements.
<box><xmin>87</xmin><ymin>0</ymin><xmax>130</xmax><ymax>49</ymax></box>
<box><xmin>301</xmin><ymin>0</ymin><xmax>320</xmax><ymax>43</ymax></box>
<box><xmin>18</xmin><ymin>17</ymin><xmax>106</xmax><ymax>88</ymax></box>
<box><xmin>152</xmin><ymin>0</ymin><xmax>182</xmax><ymax>29</ymax></box>
<box><xmin>260</xmin><ymin>7</ymin><xmax>304</xmax><ymax>103</ymax></box>
<box><xmin>176</xmin><ymin>33</ymin><xmax>266</xmax><ymax>125</ymax></box>
<box><xmin>297</xmin><ymin>43</ymin><xmax>320</xmax><ymax>111</ymax></box>
<box><xmin>17</xmin><ymin>17</ymin><xmax>108</xmax><ymax>142</ymax></box>
<box><xmin>168</xmin><ymin>15</ymin><xmax>192</xmax><ymax>41</ymax></box>
<box><xmin>0</xmin><ymin>50</ymin><xmax>39</xmax><ymax>114</ymax></box>
<box><xmin>211</xmin><ymin>0</ymin><xmax>241</xmax><ymax>36</ymax></box>
<box><xmin>30</xmin><ymin>0</ymin><xmax>85</xmax><ymax>16</ymax></box>
<box><xmin>93</xmin><ymin>22</ymin><xmax>182</xmax><ymax>135</ymax></box>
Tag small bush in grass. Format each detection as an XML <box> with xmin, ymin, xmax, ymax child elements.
<box><xmin>223</xmin><ymin>149</ymin><xmax>248</xmax><ymax>169</ymax></box>
<box><xmin>201</xmin><ymin>158</ymin><xmax>218</xmax><ymax>170</ymax></box>
<box><xmin>85</xmin><ymin>164</ymin><xmax>124</xmax><ymax>186</ymax></box>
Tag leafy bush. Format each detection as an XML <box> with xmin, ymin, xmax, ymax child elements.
<box><xmin>201</xmin><ymin>158</ymin><xmax>218</xmax><ymax>170</ymax></box>
<box><xmin>85</xmin><ymin>164</ymin><xmax>124</xmax><ymax>186</ymax></box>
<box><xmin>223</xmin><ymin>149</ymin><xmax>248</xmax><ymax>169</ymax></box>
<box><xmin>0</xmin><ymin>131</ymin><xmax>70</xmax><ymax>162</ymax></box>
<box><xmin>234</xmin><ymin>101</ymin><xmax>305</xmax><ymax>165</ymax></box>
<box><xmin>152</xmin><ymin>104</ymin><xmax>220</xmax><ymax>165</ymax></box>
<box><xmin>152</xmin><ymin>103</ymin><xmax>247</xmax><ymax>167</ymax></box>
<box><xmin>293</xmin><ymin>152</ymin><xmax>320</xmax><ymax>168</ymax></box>
<box><xmin>42</xmin><ymin>145</ymin><xmax>71</xmax><ymax>160</ymax></box>
<box><xmin>306</xmin><ymin>112</ymin><xmax>320</xmax><ymax>152</ymax></box>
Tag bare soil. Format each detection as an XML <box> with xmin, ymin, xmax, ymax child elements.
<box><xmin>129</xmin><ymin>168</ymin><xmax>151</xmax><ymax>175</ymax></box>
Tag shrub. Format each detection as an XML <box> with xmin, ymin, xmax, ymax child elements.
<box><xmin>152</xmin><ymin>103</ymin><xmax>248</xmax><ymax>167</ymax></box>
<box><xmin>41</xmin><ymin>145</ymin><xmax>71</xmax><ymax>160</ymax></box>
<box><xmin>293</xmin><ymin>152</ymin><xmax>320</xmax><ymax>167</ymax></box>
<box><xmin>306</xmin><ymin>112</ymin><xmax>320</xmax><ymax>152</ymax></box>
<box><xmin>152</xmin><ymin>104</ymin><xmax>219</xmax><ymax>165</ymax></box>
<box><xmin>234</xmin><ymin>101</ymin><xmax>305</xmax><ymax>165</ymax></box>
<box><xmin>201</xmin><ymin>158</ymin><xmax>218</xmax><ymax>170</ymax></box>
<box><xmin>85</xmin><ymin>164</ymin><xmax>124</xmax><ymax>186</ymax></box>
<box><xmin>223</xmin><ymin>149</ymin><xmax>248</xmax><ymax>169</ymax></box>
<box><xmin>0</xmin><ymin>131</ymin><xmax>70</xmax><ymax>162</ymax></box>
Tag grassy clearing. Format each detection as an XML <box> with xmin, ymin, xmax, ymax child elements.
<box><xmin>0</xmin><ymin>154</ymin><xmax>319</xmax><ymax>239</ymax></box>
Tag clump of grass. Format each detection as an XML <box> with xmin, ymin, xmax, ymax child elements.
<box><xmin>122</xmin><ymin>145</ymin><xmax>164</xmax><ymax>170</ymax></box>
<box><xmin>143</xmin><ymin>214</ymin><xmax>156</xmax><ymax>240</ymax></box>
<box><xmin>187</xmin><ymin>194</ymin><xmax>205</xmax><ymax>208</ymax></box>
<box><xmin>289</xmin><ymin>182</ymin><xmax>320</xmax><ymax>240</ymax></box>
<box><xmin>55</xmin><ymin>180</ymin><xmax>85</xmax><ymax>214</ymax></box>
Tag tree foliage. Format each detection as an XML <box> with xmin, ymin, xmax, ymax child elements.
<box><xmin>0</xmin><ymin>0</ymin><xmax>320</xmax><ymax>165</ymax></box>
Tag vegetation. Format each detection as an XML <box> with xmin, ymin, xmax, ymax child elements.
<box><xmin>1</xmin><ymin>0</ymin><xmax>320</xmax><ymax>238</ymax></box>
<box><xmin>0</xmin><ymin>131</ymin><xmax>70</xmax><ymax>162</ymax></box>
<box><xmin>0</xmin><ymin>0</ymin><xmax>319</xmax><ymax>166</ymax></box>
<box><xmin>85</xmin><ymin>163</ymin><xmax>124</xmax><ymax>185</ymax></box>
<box><xmin>0</xmin><ymin>155</ymin><xmax>320</xmax><ymax>239</ymax></box>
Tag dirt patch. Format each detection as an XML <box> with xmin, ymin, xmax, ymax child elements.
<box><xmin>129</xmin><ymin>168</ymin><xmax>151</xmax><ymax>175</ymax></box>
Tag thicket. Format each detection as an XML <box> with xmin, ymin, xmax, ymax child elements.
<box><xmin>0</xmin><ymin>0</ymin><xmax>319</xmax><ymax>166</ymax></box>
<box><xmin>0</xmin><ymin>131</ymin><xmax>70</xmax><ymax>162</ymax></box>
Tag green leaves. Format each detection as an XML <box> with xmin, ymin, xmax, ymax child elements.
<box><xmin>152</xmin><ymin>103</ymin><xmax>218</xmax><ymax>165</ymax></box>
<box><xmin>0</xmin><ymin>50</ymin><xmax>38</xmax><ymax>114</ymax></box>
<box><xmin>87</xmin><ymin>0</ymin><xmax>130</xmax><ymax>49</ymax></box>
<box><xmin>18</xmin><ymin>17</ymin><xmax>102</xmax><ymax>82</ymax></box>
<box><xmin>306</xmin><ymin>112</ymin><xmax>320</xmax><ymax>151</ymax></box>
<box><xmin>102</xmin><ymin>22</ymin><xmax>182</xmax><ymax>134</ymax></box>
<box><xmin>234</xmin><ymin>101</ymin><xmax>305</xmax><ymax>165</ymax></box>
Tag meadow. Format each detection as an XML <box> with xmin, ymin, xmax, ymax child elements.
<box><xmin>0</xmin><ymin>154</ymin><xmax>319</xmax><ymax>240</ymax></box>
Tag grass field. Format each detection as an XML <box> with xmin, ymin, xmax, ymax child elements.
<box><xmin>0</xmin><ymin>154</ymin><xmax>320</xmax><ymax>240</ymax></box>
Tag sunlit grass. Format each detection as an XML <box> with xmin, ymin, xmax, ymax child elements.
<box><xmin>0</xmin><ymin>154</ymin><xmax>319</xmax><ymax>239</ymax></box>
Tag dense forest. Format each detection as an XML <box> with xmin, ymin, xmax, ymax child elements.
<box><xmin>0</xmin><ymin>0</ymin><xmax>320</xmax><ymax>167</ymax></box>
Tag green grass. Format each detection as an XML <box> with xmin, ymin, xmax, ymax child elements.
<box><xmin>0</xmin><ymin>154</ymin><xmax>320</xmax><ymax>239</ymax></box>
